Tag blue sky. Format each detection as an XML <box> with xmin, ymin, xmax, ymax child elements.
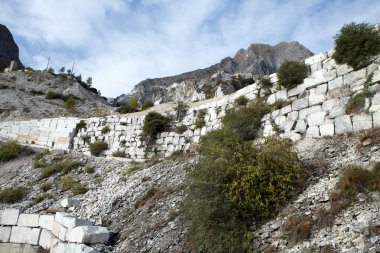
<box><xmin>0</xmin><ymin>0</ymin><xmax>379</xmax><ymax>97</ymax></box>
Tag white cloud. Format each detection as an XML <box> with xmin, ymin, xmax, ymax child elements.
<box><xmin>0</xmin><ymin>0</ymin><xmax>379</xmax><ymax>97</ymax></box>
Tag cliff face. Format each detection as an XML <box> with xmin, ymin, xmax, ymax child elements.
<box><xmin>0</xmin><ymin>24</ymin><xmax>24</xmax><ymax>69</ymax></box>
<box><xmin>117</xmin><ymin>41</ymin><xmax>313</xmax><ymax>104</ymax></box>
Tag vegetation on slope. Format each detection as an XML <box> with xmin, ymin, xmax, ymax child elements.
<box><xmin>333</xmin><ymin>22</ymin><xmax>380</xmax><ymax>69</ymax></box>
<box><xmin>183</xmin><ymin>100</ymin><xmax>306</xmax><ymax>253</ymax></box>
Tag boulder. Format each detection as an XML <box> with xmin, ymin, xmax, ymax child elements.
<box><xmin>17</xmin><ymin>213</ymin><xmax>40</xmax><ymax>227</ymax></box>
<box><xmin>309</xmin><ymin>94</ymin><xmax>326</xmax><ymax>106</ymax></box>
<box><xmin>39</xmin><ymin>229</ymin><xmax>53</xmax><ymax>249</ymax></box>
<box><xmin>307</xmin><ymin>111</ymin><xmax>327</xmax><ymax>126</ymax></box>
<box><xmin>352</xmin><ymin>114</ymin><xmax>373</xmax><ymax>131</ymax></box>
<box><xmin>288</xmin><ymin>83</ymin><xmax>306</xmax><ymax>97</ymax></box>
<box><xmin>10</xmin><ymin>226</ymin><xmax>41</xmax><ymax>245</ymax></box>
<box><xmin>0</xmin><ymin>209</ymin><xmax>19</xmax><ymax>225</ymax></box>
<box><xmin>328</xmin><ymin>76</ymin><xmax>343</xmax><ymax>90</ymax></box>
<box><xmin>292</xmin><ymin>97</ymin><xmax>309</xmax><ymax>111</ymax></box>
<box><xmin>320</xmin><ymin>124</ymin><xmax>335</xmax><ymax>136</ymax></box>
<box><xmin>334</xmin><ymin>115</ymin><xmax>352</xmax><ymax>134</ymax></box>
<box><xmin>67</xmin><ymin>226</ymin><xmax>109</xmax><ymax>244</ymax></box>
<box><xmin>294</xmin><ymin>120</ymin><xmax>307</xmax><ymax>133</ymax></box>
<box><xmin>374</xmin><ymin>111</ymin><xmax>380</xmax><ymax>127</ymax></box>
<box><xmin>306</xmin><ymin>126</ymin><xmax>320</xmax><ymax>137</ymax></box>
<box><xmin>61</xmin><ymin>216</ymin><xmax>94</xmax><ymax>229</ymax></box>
<box><xmin>0</xmin><ymin>226</ymin><xmax>11</xmax><ymax>242</ymax></box>
<box><xmin>39</xmin><ymin>214</ymin><xmax>55</xmax><ymax>231</ymax></box>
<box><xmin>60</xmin><ymin>198</ymin><xmax>82</xmax><ymax>208</ymax></box>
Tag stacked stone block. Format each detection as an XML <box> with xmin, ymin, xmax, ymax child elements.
<box><xmin>0</xmin><ymin>209</ymin><xmax>109</xmax><ymax>253</ymax></box>
<box><xmin>262</xmin><ymin>52</ymin><xmax>380</xmax><ymax>141</ymax></box>
<box><xmin>0</xmin><ymin>117</ymin><xmax>79</xmax><ymax>150</ymax></box>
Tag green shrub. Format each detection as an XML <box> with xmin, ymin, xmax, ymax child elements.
<box><xmin>112</xmin><ymin>151</ymin><xmax>126</xmax><ymax>158</ymax></box>
<box><xmin>116</xmin><ymin>104</ymin><xmax>138</xmax><ymax>114</ymax></box>
<box><xmin>134</xmin><ymin>187</ymin><xmax>158</xmax><ymax>209</ymax></box>
<box><xmin>277</xmin><ymin>61</ymin><xmax>309</xmax><ymax>89</ymax></box>
<box><xmin>72</xmin><ymin>183</ymin><xmax>88</xmax><ymax>195</ymax></box>
<box><xmin>60</xmin><ymin>176</ymin><xmax>88</xmax><ymax>195</ymax></box>
<box><xmin>175</xmin><ymin>102</ymin><xmax>189</xmax><ymax>121</ymax></box>
<box><xmin>141</xmin><ymin>100</ymin><xmax>154</xmax><ymax>110</ymax></box>
<box><xmin>202</xmin><ymin>83</ymin><xmax>218</xmax><ymax>99</ymax></box>
<box><xmin>222</xmin><ymin>99</ymin><xmax>270</xmax><ymax>141</ymax></box>
<box><xmin>194</xmin><ymin>117</ymin><xmax>206</xmax><ymax>129</ymax></box>
<box><xmin>336</xmin><ymin>165</ymin><xmax>374</xmax><ymax>196</ymax></box>
<box><xmin>64</xmin><ymin>96</ymin><xmax>76</xmax><ymax>113</ymax></box>
<box><xmin>230</xmin><ymin>75</ymin><xmax>254</xmax><ymax>90</ymax></box>
<box><xmin>128</xmin><ymin>98</ymin><xmax>139</xmax><ymax>110</ymax></box>
<box><xmin>317</xmin><ymin>164</ymin><xmax>380</xmax><ymax>229</ymax></box>
<box><xmin>0</xmin><ymin>84</ymin><xmax>9</xmax><ymax>89</ymax></box>
<box><xmin>226</xmin><ymin>137</ymin><xmax>305</xmax><ymax>219</ymax></box>
<box><xmin>235</xmin><ymin>95</ymin><xmax>249</xmax><ymax>106</ymax></box>
<box><xmin>101</xmin><ymin>126</ymin><xmax>111</xmax><ymax>134</ymax></box>
<box><xmin>89</xmin><ymin>141</ymin><xmax>108</xmax><ymax>156</ymax></box>
<box><xmin>76</xmin><ymin>120</ymin><xmax>87</xmax><ymax>131</ymax></box>
<box><xmin>33</xmin><ymin>193</ymin><xmax>52</xmax><ymax>203</ymax></box>
<box><xmin>284</xmin><ymin>215</ymin><xmax>312</xmax><ymax>246</ymax></box>
<box><xmin>258</xmin><ymin>76</ymin><xmax>273</xmax><ymax>93</ymax></box>
<box><xmin>175</xmin><ymin>124</ymin><xmax>188</xmax><ymax>134</ymax></box>
<box><xmin>40</xmin><ymin>166</ymin><xmax>58</xmax><ymax>178</ymax></box>
<box><xmin>0</xmin><ymin>141</ymin><xmax>31</xmax><ymax>162</ymax></box>
<box><xmin>60</xmin><ymin>176</ymin><xmax>77</xmax><ymax>191</ymax></box>
<box><xmin>333</xmin><ymin>22</ymin><xmax>380</xmax><ymax>69</ymax></box>
<box><xmin>272</xmin><ymin>99</ymin><xmax>292</xmax><ymax>110</ymax></box>
<box><xmin>84</xmin><ymin>165</ymin><xmax>95</xmax><ymax>174</ymax></box>
<box><xmin>30</xmin><ymin>89</ymin><xmax>44</xmax><ymax>95</ymax></box>
<box><xmin>194</xmin><ymin>109</ymin><xmax>207</xmax><ymax>129</ymax></box>
<box><xmin>184</xmin><ymin>134</ymin><xmax>305</xmax><ymax>252</ymax></box>
<box><xmin>40</xmin><ymin>157</ymin><xmax>81</xmax><ymax>178</ymax></box>
<box><xmin>45</xmin><ymin>91</ymin><xmax>62</xmax><ymax>99</ymax></box>
<box><xmin>0</xmin><ymin>187</ymin><xmax>27</xmax><ymax>203</ymax></box>
<box><xmin>142</xmin><ymin>112</ymin><xmax>171</xmax><ymax>144</ymax></box>
<box><xmin>40</xmin><ymin>182</ymin><xmax>53</xmax><ymax>192</ymax></box>
<box><xmin>345</xmin><ymin>93</ymin><xmax>366</xmax><ymax>114</ymax></box>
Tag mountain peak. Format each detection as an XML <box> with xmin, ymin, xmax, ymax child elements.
<box><xmin>116</xmin><ymin>41</ymin><xmax>313</xmax><ymax>104</ymax></box>
<box><xmin>0</xmin><ymin>24</ymin><xmax>24</xmax><ymax>70</ymax></box>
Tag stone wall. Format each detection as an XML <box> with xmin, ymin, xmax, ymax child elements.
<box><xmin>0</xmin><ymin>209</ymin><xmax>109</xmax><ymax>253</ymax></box>
<box><xmin>0</xmin><ymin>52</ymin><xmax>379</xmax><ymax>159</ymax></box>
<box><xmin>71</xmin><ymin>81</ymin><xmax>263</xmax><ymax>159</ymax></box>
<box><xmin>262</xmin><ymin>51</ymin><xmax>380</xmax><ymax>141</ymax></box>
<box><xmin>0</xmin><ymin>118</ymin><xmax>79</xmax><ymax>150</ymax></box>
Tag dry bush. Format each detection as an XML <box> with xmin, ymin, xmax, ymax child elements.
<box><xmin>284</xmin><ymin>215</ymin><xmax>312</xmax><ymax>246</ymax></box>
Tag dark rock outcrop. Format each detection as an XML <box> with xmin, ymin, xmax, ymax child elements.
<box><xmin>117</xmin><ymin>41</ymin><xmax>313</xmax><ymax>104</ymax></box>
<box><xmin>0</xmin><ymin>24</ymin><xmax>24</xmax><ymax>70</ymax></box>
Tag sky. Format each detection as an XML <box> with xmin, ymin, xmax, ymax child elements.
<box><xmin>0</xmin><ymin>0</ymin><xmax>379</xmax><ymax>97</ymax></box>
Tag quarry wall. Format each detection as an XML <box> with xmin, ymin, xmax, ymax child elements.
<box><xmin>0</xmin><ymin>51</ymin><xmax>379</xmax><ymax>159</ymax></box>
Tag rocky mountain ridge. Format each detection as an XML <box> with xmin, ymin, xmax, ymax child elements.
<box><xmin>116</xmin><ymin>41</ymin><xmax>313</xmax><ymax>104</ymax></box>
<box><xmin>0</xmin><ymin>24</ymin><xmax>24</xmax><ymax>70</ymax></box>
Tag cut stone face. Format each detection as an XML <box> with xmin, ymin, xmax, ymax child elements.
<box><xmin>67</xmin><ymin>226</ymin><xmax>110</xmax><ymax>244</ymax></box>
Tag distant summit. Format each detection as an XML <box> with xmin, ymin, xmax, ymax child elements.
<box><xmin>118</xmin><ymin>41</ymin><xmax>313</xmax><ymax>104</ymax></box>
<box><xmin>0</xmin><ymin>24</ymin><xmax>24</xmax><ymax>70</ymax></box>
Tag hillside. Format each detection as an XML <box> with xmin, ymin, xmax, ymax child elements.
<box><xmin>0</xmin><ymin>70</ymin><xmax>112</xmax><ymax>121</ymax></box>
